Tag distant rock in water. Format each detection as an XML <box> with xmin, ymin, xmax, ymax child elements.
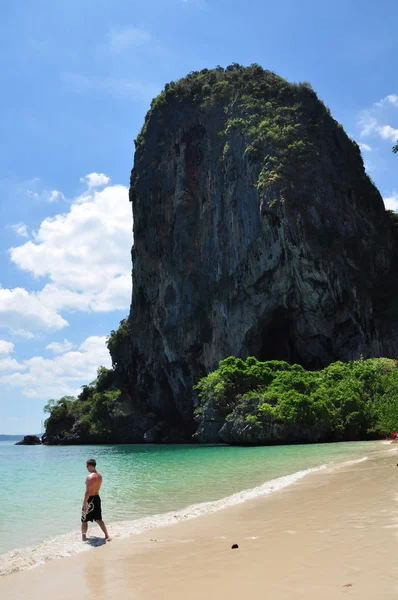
<box><xmin>15</xmin><ymin>435</ymin><xmax>42</xmax><ymax>446</ymax></box>
<box><xmin>46</xmin><ymin>64</ymin><xmax>398</xmax><ymax>444</ymax></box>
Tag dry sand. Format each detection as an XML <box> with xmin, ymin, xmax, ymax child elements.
<box><xmin>2</xmin><ymin>447</ymin><xmax>398</xmax><ymax>599</ymax></box>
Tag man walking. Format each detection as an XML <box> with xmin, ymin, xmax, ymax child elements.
<box><xmin>81</xmin><ymin>458</ymin><xmax>111</xmax><ymax>541</ymax></box>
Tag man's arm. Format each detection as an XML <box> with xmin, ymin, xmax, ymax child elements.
<box><xmin>82</xmin><ymin>475</ymin><xmax>95</xmax><ymax>510</ymax></box>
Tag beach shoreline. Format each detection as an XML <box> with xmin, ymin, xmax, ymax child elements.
<box><xmin>1</xmin><ymin>444</ymin><xmax>398</xmax><ymax>599</ymax></box>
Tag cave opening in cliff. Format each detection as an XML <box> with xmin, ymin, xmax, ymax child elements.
<box><xmin>257</xmin><ymin>308</ymin><xmax>299</xmax><ymax>364</ymax></box>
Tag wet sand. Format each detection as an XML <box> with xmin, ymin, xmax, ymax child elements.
<box><xmin>1</xmin><ymin>447</ymin><xmax>398</xmax><ymax>599</ymax></box>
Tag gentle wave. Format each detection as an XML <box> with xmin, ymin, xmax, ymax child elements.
<box><xmin>0</xmin><ymin>456</ymin><xmax>370</xmax><ymax>578</ymax></box>
<box><xmin>327</xmin><ymin>456</ymin><xmax>368</xmax><ymax>470</ymax></box>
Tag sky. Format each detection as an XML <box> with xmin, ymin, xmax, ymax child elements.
<box><xmin>0</xmin><ymin>0</ymin><xmax>397</xmax><ymax>434</ymax></box>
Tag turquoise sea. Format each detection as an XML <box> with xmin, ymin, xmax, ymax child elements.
<box><xmin>0</xmin><ymin>440</ymin><xmax>389</xmax><ymax>575</ymax></box>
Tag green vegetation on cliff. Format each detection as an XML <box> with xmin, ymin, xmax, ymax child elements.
<box><xmin>44</xmin><ymin>367</ymin><xmax>122</xmax><ymax>442</ymax></box>
<box><xmin>45</xmin><ymin>355</ymin><xmax>398</xmax><ymax>445</ymax></box>
<box><xmin>195</xmin><ymin>356</ymin><xmax>398</xmax><ymax>443</ymax></box>
<box><xmin>106</xmin><ymin>317</ymin><xmax>130</xmax><ymax>368</ymax></box>
<box><xmin>45</xmin><ymin>313</ymin><xmax>132</xmax><ymax>441</ymax></box>
<box><xmin>134</xmin><ymin>63</ymin><xmax>375</xmax><ymax>205</ymax></box>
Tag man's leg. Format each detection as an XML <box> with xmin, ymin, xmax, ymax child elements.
<box><xmin>95</xmin><ymin>519</ymin><xmax>111</xmax><ymax>541</ymax></box>
<box><xmin>81</xmin><ymin>521</ymin><xmax>88</xmax><ymax>541</ymax></box>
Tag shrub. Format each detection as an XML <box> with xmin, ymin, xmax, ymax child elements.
<box><xmin>44</xmin><ymin>368</ymin><xmax>122</xmax><ymax>439</ymax></box>
<box><xmin>195</xmin><ymin>356</ymin><xmax>398</xmax><ymax>441</ymax></box>
<box><xmin>107</xmin><ymin>318</ymin><xmax>130</xmax><ymax>355</ymax></box>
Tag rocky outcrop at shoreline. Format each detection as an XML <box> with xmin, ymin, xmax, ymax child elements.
<box><xmin>15</xmin><ymin>435</ymin><xmax>42</xmax><ymax>446</ymax></box>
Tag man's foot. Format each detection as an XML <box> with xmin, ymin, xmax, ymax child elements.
<box><xmin>105</xmin><ymin>537</ymin><xmax>112</xmax><ymax>542</ymax></box>
<box><xmin>82</xmin><ymin>534</ymin><xmax>87</xmax><ymax>542</ymax></box>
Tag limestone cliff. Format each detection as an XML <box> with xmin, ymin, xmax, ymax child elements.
<box><xmin>108</xmin><ymin>64</ymin><xmax>398</xmax><ymax>442</ymax></box>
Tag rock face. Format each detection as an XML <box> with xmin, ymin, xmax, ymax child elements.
<box><xmin>196</xmin><ymin>397</ymin><xmax>337</xmax><ymax>446</ymax></box>
<box><xmin>107</xmin><ymin>64</ymin><xmax>398</xmax><ymax>442</ymax></box>
<box><xmin>15</xmin><ymin>435</ymin><xmax>42</xmax><ymax>446</ymax></box>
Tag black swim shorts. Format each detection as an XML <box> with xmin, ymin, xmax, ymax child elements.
<box><xmin>81</xmin><ymin>495</ymin><xmax>102</xmax><ymax>522</ymax></box>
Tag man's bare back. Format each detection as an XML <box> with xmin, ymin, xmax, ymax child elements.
<box><xmin>85</xmin><ymin>471</ymin><xmax>102</xmax><ymax>496</ymax></box>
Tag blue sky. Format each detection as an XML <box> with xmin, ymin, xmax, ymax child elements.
<box><xmin>0</xmin><ymin>0</ymin><xmax>397</xmax><ymax>434</ymax></box>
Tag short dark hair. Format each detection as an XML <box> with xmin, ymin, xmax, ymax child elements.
<box><xmin>86</xmin><ymin>458</ymin><xmax>96</xmax><ymax>467</ymax></box>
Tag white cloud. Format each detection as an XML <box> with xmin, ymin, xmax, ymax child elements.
<box><xmin>359</xmin><ymin>143</ymin><xmax>372</xmax><ymax>152</ymax></box>
<box><xmin>375</xmin><ymin>94</ymin><xmax>398</xmax><ymax>108</ymax></box>
<box><xmin>378</xmin><ymin>124</ymin><xmax>398</xmax><ymax>141</ymax></box>
<box><xmin>24</xmin><ymin>181</ymin><xmax>65</xmax><ymax>203</ymax></box>
<box><xmin>10</xmin><ymin>184</ymin><xmax>131</xmax><ymax>291</ymax></box>
<box><xmin>108</xmin><ymin>26</ymin><xmax>151</xmax><ymax>54</ymax></box>
<box><xmin>0</xmin><ymin>357</ymin><xmax>25</xmax><ymax>372</ymax></box>
<box><xmin>37</xmin><ymin>284</ymin><xmax>91</xmax><ymax>313</ymax></box>
<box><xmin>0</xmin><ymin>336</ymin><xmax>111</xmax><ymax>399</ymax></box>
<box><xmin>0</xmin><ymin>176</ymin><xmax>132</xmax><ymax>336</ymax></box>
<box><xmin>26</xmin><ymin>190</ymin><xmax>40</xmax><ymax>200</ymax></box>
<box><xmin>387</xmin><ymin>95</ymin><xmax>398</xmax><ymax>106</ymax></box>
<box><xmin>80</xmin><ymin>173</ymin><xmax>110</xmax><ymax>189</ymax></box>
<box><xmin>359</xmin><ymin>94</ymin><xmax>398</xmax><ymax>143</ymax></box>
<box><xmin>3</xmin><ymin>180</ymin><xmax>131</xmax><ymax>334</ymax></box>
<box><xmin>358</xmin><ymin>112</ymin><xmax>379</xmax><ymax>137</ymax></box>
<box><xmin>46</xmin><ymin>339</ymin><xmax>74</xmax><ymax>354</ymax></box>
<box><xmin>11</xmin><ymin>184</ymin><xmax>131</xmax><ymax>292</ymax></box>
<box><xmin>9</xmin><ymin>329</ymin><xmax>35</xmax><ymax>340</ymax></box>
<box><xmin>90</xmin><ymin>274</ymin><xmax>132</xmax><ymax>312</ymax></box>
<box><xmin>47</xmin><ymin>190</ymin><xmax>64</xmax><ymax>202</ymax></box>
<box><xmin>10</xmin><ymin>223</ymin><xmax>29</xmax><ymax>238</ymax></box>
<box><xmin>383</xmin><ymin>192</ymin><xmax>398</xmax><ymax>211</ymax></box>
<box><xmin>0</xmin><ymin>340</ymin><xmax>14</xmax><ymax>354</ymax></box>
<box><xmin>0</xmin><ymin>287</ymin><xmax>68</xmax><ymax>332</ymax></box>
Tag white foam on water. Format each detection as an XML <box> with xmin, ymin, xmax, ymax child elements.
<box><xmin>0</xmin><ymin>455</ymin><xmax>371</xmax><ymax>578</ymax></box>
<box><xmin>329</xmin><ymin>456</ymin><xmax>368</xmax><ymax>469</ymax></box>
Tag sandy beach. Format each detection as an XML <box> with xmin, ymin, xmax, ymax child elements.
<box><xmin>2</xmin><ymin>446</ymin><xmax>398</xmax><ymax>599</ymax></box>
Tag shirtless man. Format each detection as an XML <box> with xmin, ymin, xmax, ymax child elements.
<box><xmin>81</xmin><ymin>458</ymin><xmax>111</xmax><ymax>541</ymax></box>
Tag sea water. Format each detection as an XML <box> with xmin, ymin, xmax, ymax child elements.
<box><xmin>0</xmin><ymin>439</ymin><xmax>387</xmax><ymax>575</ymax></box>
